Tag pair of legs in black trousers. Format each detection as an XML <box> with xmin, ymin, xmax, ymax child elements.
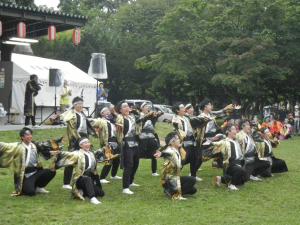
<box><xmin>260</xmin><ymin>156</ymin><xmax>288</xmax><ymax>177</ymax></box>
<box><xmin>100</xmin><ymin>158</ymin><xmax>120</xmax><ymax>179</ymax></box>
<box><xmin>25</xmin><ymin>115</ymin><xmax>36</xmax><ymax>126</ymax></box>
<box><xmin>139</xmin><ymin>137</ymin><xmax>159</xmax><ymax>174</ymax></box>
<box><xmin>271</xmin><ymin>156</ymin><xmax>288</xmax><ymax>173</ymax></box>
<box><xmin>25</xmin><ymin>104</ymin><xmax>37</xmax><ymax>126</ymax></box>
<box><xmin>244</xmin><ymin>158</ymin><xmax>271</xmax><ymax>179</ymax></box>
<box><xmin>22</xmin><ymin>169</ymin><xmax>56</xmax><ymax>196</ymax></box>
<box><xmin>76</xmin><ymin>174</ymin><xmax>104</xmax><ymax>199</ymax></box>
<box><xmin>122</xmin><ymin>144</ymin><xmax>140</xmax><ymax>189</ymax></box>
<box><xmin>100</xmin><ymin>143</ymin><xmax>121</xmax><ymax>179</ymax></box>
<box><xmin>221</xmin><ymin>164</ymin><xmax>248</xmax><ymax>186</ymax></box>
<box><xmin>183</xmin><ymin>145</ymin><xmax>199</xmax><ymax>177</ymax></box>
<box><xmin>180</xmin><ymin>176</ymin><xmax>197</xmax><ymax>195</ymax></box>
<box><xmin>163</xmin><ymin>176</ymin><xmax>197</xmax><ymax>197</ymax></box>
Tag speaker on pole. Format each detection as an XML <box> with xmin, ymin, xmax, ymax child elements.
<box><xmin>49</xmin><ymin>69</ymin><xmax>63</xmax><ymax>87</ymax></box>
<box><xmin>88</xmin><ymin>53</ymin><xmax>108</xmax><ymax>79</ymax></box>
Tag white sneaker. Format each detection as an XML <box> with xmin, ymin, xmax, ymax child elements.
<box><xmin>195</xmin><ymin>176</ymin><xmax>203</xmax><ymax>182</ymax></box>
<box><xmin>250</xmin><ymin>175</ymin><xmax>262</xmax><ymax>181</ymax></box>
<box><xmin>110</xmin><ymin>175</ymin><xmax>122</xmax><ymax>180</ymax></box>
<box><xmin>36</xmin><ymin>187</ymin><xmax>49</xmax><ymax>194</ymax></box>
<box><xmin>130</xmin><ymin>182</ymin><xmax>140</xmax><ymax>187</ymax></box>
<box><xmin>178</xmin><ymin>196</ymin><xmax>187</xmax><ymax>200</ymax></box>
<box><xmin>214</xmin><ymin>176</ymin><xmax>221</xmax><ymax>187</ymax></box>
<box><xmin>152</xmin><ymin>173</ymin><xmax>160</xmax><ymax>177</ymax></box>
<box><xmin>228</xmin><ymin>184</ymin><xmax>239</xmax><ymax>191</ymax></box>
<box><xmin>100</xmin><ymin>179</ymin><xmax>110</xmax><ymax>184</ymax></box>
<box><xmin>62</xmin><ymin>184</ymin><xmax>72</xmax><ymax>190</ymax></box>
<box><xmin>122</xmin><ymin>188</ymin><xmax>134</xmax><ymax>195</ymax></box>
<box><xmin>32</xmin><ymin>125</ymin><xmax>41</xmax><ymax>128</ymax></box>
<box><xmin>90</xmin><ymin>197</ymin><xmax>101</xmax><ymax>205</ymax></box>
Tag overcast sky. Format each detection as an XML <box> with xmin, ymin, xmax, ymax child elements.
<box><xmin>34</xmin><ymin>0</ymin><xmax>60</xmax><ymax>9</ymax></box>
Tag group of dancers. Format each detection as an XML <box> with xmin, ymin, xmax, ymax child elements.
<box><xmin>0</xmin><ymin>97</ymin><xmax>288</xmax><ymax>204</ymax></box>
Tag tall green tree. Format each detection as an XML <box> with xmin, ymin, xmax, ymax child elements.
<box><xmin>137</xmin><ymin>0</ymin><xmax>300</xmax><ymax>108</ymax></box>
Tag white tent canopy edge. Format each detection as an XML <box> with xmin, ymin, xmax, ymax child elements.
<box><xmin>10</xmin><ymin>53</ymin><xmax>97</xmax><ymax>123</ymax></box>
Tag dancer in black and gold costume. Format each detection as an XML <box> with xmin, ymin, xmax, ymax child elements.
<box><xmin>154</xmin><ymin>131</ymin><xmax>197</xmax><ymax>200</ymax></box>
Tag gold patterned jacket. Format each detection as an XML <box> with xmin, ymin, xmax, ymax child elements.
<box><xmin>56</xmin><ymin>149</ymin><xmax>98</xmax><ymax>200</ymax></box>
<box><xmin>91</xmin><ymin>118</ymin><xmax>109</xmax><ymax>147</ymax></box>
<box><xmin>193</xmin><ymin>113</ymin><xmax>211</xmax><ymax>146</ymax></box>
<box><xmin>115</xmin><ymin>113</ymin><xmax>147</xmax><ymax>145</ymax></box>
<box><xmin>171</xmin><ymin>115</ymin><xmax>189</xmax><ymax>141</ymax></box>
<box><xmin>255</xmin><ymin>138</ymin><xmax>279</xmax><ymax>161</ymax></box>
<box><xmin>60</xmin><ymin>109</ymin><xmax>81</xmax><ymax>142</ymax></box>
<box><xmin>212</xmin><ymin>138</ymin><xmax>234</xmax><ymax>169</ymax></box>
<box><xmin>0</xmin><ymin>142</ymin><xmax>44</xmax><ymax>194</ymax></box>
<box><xmin>160</xmin><ymin>146</ymin><xmax>182</xmax><ymax>200</ymax></box>
<box><xmin>236</xmin><ymin>130</ymin><xmax>248</xmax><ymax>154</ymax></box>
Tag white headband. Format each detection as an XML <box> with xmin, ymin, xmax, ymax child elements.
<box><xmin>100</xmin><ymin>107</ymin><xmax>109</xmax><ymax>114</ymax></box>
<box><xmin>168</xmin><ymin>135</ymin><xmax>179</xmax><ymax>145</ymax></box>
<box><xmin>24</xmin><ymin>130</ymin><xmax>32</xmax><ymax>135</ymax></box>
<box><xmin>264</xmin><ymin>128</ymin><xmax>270</xmax><ymax>134</ymax></box>
<box><xmin>121</xmin><ymin>102</ymin><xmax>128</xmax><ymax>108</ymax></box>
<box><xmin>141</xmin><ymin>102</ymin><xmax>150</xmax><ymax>109</ymax></box>
<box><xmin>185</xmin><ymin>104</ymin><xmax>192</xmax><ymax>110</ymax></box>
<box><xmin>79</xmin><ymin>138</ymin><xmax>89</xmax><ymax>145</ymax></box>
<box><xmin>73</xmin><ymin>101</ymin><xmax>83</xmax><ymax>106</ymax></box>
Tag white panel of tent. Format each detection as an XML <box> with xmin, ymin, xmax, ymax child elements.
<box><xmin>10</xmin><ymin>53</ymin><xmax>97</xmax><ymax>123</ymax></box>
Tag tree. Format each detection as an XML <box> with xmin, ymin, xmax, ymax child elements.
<box><xmin>137</xmin><ymin>0</ymin><xmax>300</xmax><ymax>108</ymax></box>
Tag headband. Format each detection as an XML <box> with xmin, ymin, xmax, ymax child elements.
<box><xmin>141</xmin><ymin>102</ymin><xmax>150</xmax><ymax>109</ymax></box>
<box><xmin>168</xmin><ymin>135</ymin><xmax>179</xmax><ymax>145</ymax></box>
<box><xmin>264</xmin><ymin>128</ymin><xmax>270</xmax><ymax>134</ymax></box>
<box><xmin>185</xmin><ymin>104</ymin><xmax>193</xmax><ymax>110</ymax></box>
<box><xmin>100</xmin><ymin>107</ymin><xmax>109</xmax><ymax>114</ymax></box>
<box><xmin>121</xmin><ymin>102</ymin><xmax>128</xmax><ymax>108</ymax></box>
<box><xmin>73</xmin><ymin>101</ymin><xmax>83</xmax><ymax>106</ymax></box>
<box><xmin>79</xmin><ymin>138</ymin><xmax>89</xmax><ymax>145</ymax></box>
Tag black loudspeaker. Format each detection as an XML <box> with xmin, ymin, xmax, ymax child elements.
<box><xmin>49</xmin><ymin>69</ymin><xmax>62</xmax><ymax>87</ymax></box>
<box><xmin>91</xmin><ymin>54</ymin><xmax>103</xmax><ymax>74</ymax></box>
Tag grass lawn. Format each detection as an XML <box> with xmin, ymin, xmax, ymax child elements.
<box><xmin>0</xmin><ymin>123</ymin><xmax>299</xmax><ymax>225</ymax></box>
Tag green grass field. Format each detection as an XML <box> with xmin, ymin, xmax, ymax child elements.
<box><xmin>0</xmin><ymin>123</ymin><xmax>299</xmax><ymax>225</ymax></box>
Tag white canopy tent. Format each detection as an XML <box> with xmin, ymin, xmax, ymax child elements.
<box><xmin>10</xmin><ymin>53</ymin><xmax>97</xmax><ymax>123</ymax></box>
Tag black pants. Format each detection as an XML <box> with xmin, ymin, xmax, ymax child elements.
<box><xmin>25</xmin><ymin>103</ymin><xmax>37</xmax><ymax>126</ymax></box>
<box><xmin>25</xmin><ymin>115</ymin><xmax>36</xmax><ymax>126</ymax></box>
<box><xmin>183</xmin><ymin>145</ymin><xmax>199</xmax><ymax>177</ymax></box>
<box><xmin>180</xmin><ymin>176</ymin><xmax>197</xmax><ymax>195</ymax></box>
<box><xmin>163</xmin><ymin>176</ymin><xmax>197</xmax><ymax>197</ymax></box>
<box><xmin>76</xmin><ymin>174</ymin><xmax>104</xmax><ymax>199</ymax></box>
<box><xmin>271</xmin><ymin>156</ymin><xmax>288</xmax><ymax>173</ymax></box>
<box><xmin>139</xmin><ymin>137</ymin><xmax>159</xmax><ymax>173</ymax></box>
<box><xmin>100</xmin><ymin>157</ymin><xmax>120</xmax><ymax>179</ymax></box>
<box><xmin>64</xmin><ymin>166</ymin><xmax>74</xmax><ymax>185</ymax></box>
<box><xmin>122</xmin><ymin>145</ymin><xmax>140</xmax><ymax>189</ymax></box>
<box><xmin>22</xmin><ymin>169</ymin><xmax>56</xmax><ymax>196</ymax></box>
<box><xmin>196</xmin><ymin>145</ymin><xmax>203</xmax><ymax>171</ymax></box>
<box><xmin>221</xmin><ymin>164</ymin><xmax>248</xmax><ymax>186</ymax></box>
<box><xmin>244</xmin><ymin>159</ymin><xmax>270</xmax><ymax>179</ymax></box>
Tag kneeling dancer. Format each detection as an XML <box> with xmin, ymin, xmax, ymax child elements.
<box><xmin>212</xmin><ymin>125</ymin><xmax>248</xmax><ymax>191</ymax></box>
<box><xmin>154</xmin><ymin>132</ymin><xmax>197</xmax><ymax>200</ymax></box>
<box><xmin>56</xmin><ymin>138</ymin><xmax>104</xmax><ymax>204</ymax></box>
<box><xmin>0</xmin><ymin>127</ymin><xmax>56</xmax><ymax>196</ymax></box>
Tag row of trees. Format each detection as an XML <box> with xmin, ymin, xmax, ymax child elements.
<box><xmin>17</xmin><ymin>0</ymin><xmax>300</xmax><ymax>111</ymax></box>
